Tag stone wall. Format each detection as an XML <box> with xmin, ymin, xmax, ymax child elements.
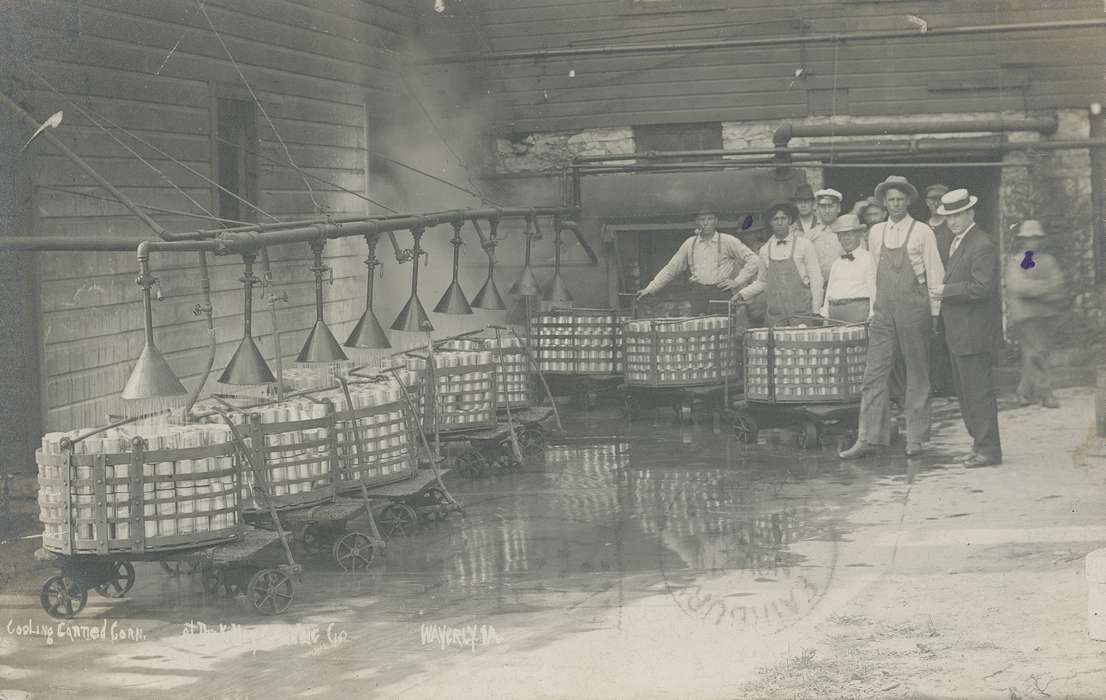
<box><xmin>489</xmin><ymin>109</ymin><xmax>1105</xmax><ymax>354</ymax></box>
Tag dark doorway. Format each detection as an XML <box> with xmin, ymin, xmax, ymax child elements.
<box><xmin>823</xmin><ymin>158</ymin><xmax>1001</xmax><ymax>233</ymax></box>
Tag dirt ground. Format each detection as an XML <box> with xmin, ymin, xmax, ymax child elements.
<box><xmin>741</xmin><ymin>387</ymin><xmax>1106</xmax><ymax>699</ymax></box>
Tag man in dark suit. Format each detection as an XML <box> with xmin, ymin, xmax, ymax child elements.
<box><xmin>931</xmin><ymin>189</ymin><xmax>1003</xmax><ymax>467</ymax></box>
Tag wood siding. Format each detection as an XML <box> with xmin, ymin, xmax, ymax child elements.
<box><xmin>27</xmin><ymin>0</ymin><xmax>412</xmax><ymax>431</ymax></box>
<box><xmin>415</xmin><ymin>0</ymin><xmax>1106</xmax><ymax>133</ymax></box>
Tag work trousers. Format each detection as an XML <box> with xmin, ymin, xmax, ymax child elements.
<box><xmin>950</xmin><ymin>352</ymin><xmax>1003</xmax><ymax>461</ymax></box>
<box><xmin>929</xmin><ymin>316</ymin><xmax>957</xmax><ymax>397</ymax></box>
<box><xmin>858</xmin><ymin>311</ymin><xmax>931</xmax><ymax>446</ymax></box>
<box><xmin>1013</xmin><ymin>317</ymin><xmax>1057</xmax><ymax>404</ymax></box>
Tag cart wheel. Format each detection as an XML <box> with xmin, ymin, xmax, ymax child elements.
<box><xmin>515</xmin><ymin>426</ymin><xmax>546</xmax><ymax>458</ymax></box>
<box><xmin>41</xmin><ymin>575</ymin><xmax>87</xmax><ymax>619</ymax></box>
<box><xmin>798</xmin><ymin>420</ymin><xmax>821</xmax><ymax>450</ymax></box>
<box><xmin>379</xmin><ymin>502</ymin><xmax>418</xmax><ymax>538</ymax></box>
<box><xmin>160</xmin><ymin>560</ymin><xmax>199</xmax><ymax>576</ymax></box>
<box><xmin>333</xmin><ymin>531</ymin><xmax>375</xmax><ymax>572</ymax></box>
<box><xmin>455</xmin><ymin>448</ymin><xmax>490</xmax><ymax>479</ymax></box>
<box><xmin>301</xmin><ymin>524</ymin><xmax>323</xmax><ymax>557</ymax></box>
<box><xmin>201</xmin><ymin>565</ymin><xmax>223</xmax><ymax>595</ymax></box>
<box><xmin>94</xmin><ymin>560</ymin><xmax>136</xmax><ymax>598</ymax></box>
<box><xmin>733</xmin><ymin>412</ymin><xmax>759</xmax><ymax>444</ymax></box>
<box><xmin>423</xmin><ymin>487</ymin><xmax>452</xmax><ymax>520</ymax></box>
<box><xmin>247</xmin><ymin>568</ymin><xmax>294</xmax><ymax>616</ymax></box>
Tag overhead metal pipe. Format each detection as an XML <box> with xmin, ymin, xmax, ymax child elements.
<box><xmin>773</xmin><ymin>117</ymin><xmax>1058</xmax><ymax>150</ymax></box>
<box><xmin>552</xmin><ymin>220</ymin><xmax>599</xmax><ymax>265</ymax></box>
<box><xmin>418</xmin><ymin>18</ymin><xmax>1106</xmax><ymax>64</ymax></box>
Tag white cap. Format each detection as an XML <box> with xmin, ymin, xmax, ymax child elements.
<box><xmin>814</xmin><ymin>188</ymin><xmax>843</xmax><ymax>203</ymax></box>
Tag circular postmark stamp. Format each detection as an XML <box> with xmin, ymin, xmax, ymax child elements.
<box><xmin>652</xmin><ymin>463</ymin><xmax>840</xmax><ymax>635</ymax></box>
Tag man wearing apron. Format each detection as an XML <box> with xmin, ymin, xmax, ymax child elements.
<box><xmin>637</xmin><ymin>208</ymin><xmax>759</xmax><ymax>315</ymax></box>
<box><xmin>734</xmin><ymin>202</ymin><xmax>823</xmax><ymax>325</ymax></box>
<box><xmin>840</xmin><ymin>176</ymin><xmax>945</xmax><ymax>459</ymax></box>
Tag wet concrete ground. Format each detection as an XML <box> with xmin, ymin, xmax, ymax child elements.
<box><xmin>0</xmin><ymin>391</ymin><xmax>1103</xmax><ymax>698</ymax></box>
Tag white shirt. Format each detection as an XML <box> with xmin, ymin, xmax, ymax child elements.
<box><xmin>820</xmin><ymin>248</ymin><xmax>875</xmax><ymax>317</ymax></box>
<box><xmin>867</xmin><ymin>215</ymin><xmax>946</xmax><ymax>315</ymax></box>
<box><xmin>948</xmin><ymin>222</ymin><xmax>975</xmax><ymax>257</ymax></box>
<box><xmin>642</xmin><ymin>231</ymin><xmax>759</xmax><ymax>294</ymax></box>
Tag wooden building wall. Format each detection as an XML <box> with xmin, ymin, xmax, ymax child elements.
<box><xmin>22</xmin><ymin>0</ymin><xmax>429</xmax><ymax>434</ymax></box>
<box><xmin>416</xmin><ymin>0</ymin><xmax>1106</xmax><ymax>134</ymax></box>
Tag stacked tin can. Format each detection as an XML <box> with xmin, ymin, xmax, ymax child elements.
<box><xmin>484</xmin><ymin>336</ymin><xmax>531</xmax><ymax>409</ymax></box>
<box><xmin>623</xmin><ymin>315</ymin><xmax>739</xmax><ymax>387</ymax></box>
<box><xmin>533</xmin><ymin>309</ymin><xmax>626</xmax><ymax>375</ymax></box>
<box><xmin>37</xmin><ymin>423</ymin><xmax>240</xmax><ymax>553</ymax></box>
<box><xmin>744</xmin><ymin>325</ymin><xmax>868</xmax><ymax>402</ymax></box>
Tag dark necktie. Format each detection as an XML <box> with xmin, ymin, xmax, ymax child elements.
<box><xmin>841</xmin><ymin>253</ymin><xmax>855</xmax><ymax>261</ymax></box>
<box><xmin>776</xmin><ymin>239</ymin><xmax>787</xmax><ymax>245</ymax></box>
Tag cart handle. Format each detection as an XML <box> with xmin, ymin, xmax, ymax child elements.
<box><xmin>65</xmin><ymin>408</ymin><xmax>174</xmax><ymax>449</ymax></box>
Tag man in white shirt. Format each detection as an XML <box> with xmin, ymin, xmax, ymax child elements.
<box><xmin>840</xmin><ymin>176</ymin><xmax>946</xmax><ymax>460</ymax></box>
<box><xmin>820</xmin><ymin>214</ymin><xmax>874</xmax><ymax>323</ymax></box>
<box><xmin>790</xmin><ymin>183</ymin><xmax>817</xmax><ymax>236</ymax></box>
<box><xmin>735</xmin><ymin>202</ymin><xmax>823</xmax><ymax>325</ymax></box>
<box><xmin>637</xmin><ymin>208</ymin><xmax>759</xmax><ymax>315</ymax></box>
<box><xmin>802</xmin><ymin>188</ymin><xmax>847</xmax><ymax>282</ymax></box>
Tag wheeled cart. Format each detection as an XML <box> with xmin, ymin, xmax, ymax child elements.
<box><xmin>36</xmin><ymin>527</ymin><xmax>300</xmax><ymax>619</ymax></box>
<box><xmin>362</xmin><ymin>468</ymin><xmax>462</xmax><ymax>538</ymax></box>
<box><xmin>445</xmin><ymin>406</ymin><xmax>555</xmax><ymax>478</ymax></box>
<box><xmin>730</xmin><ymin>399</ymin><xmax>863</xmax><ymax>449</ymax></box>
<box><xmin>621</xmin><ymin>383</ymin><xmax>736</xmax><ymax>423</ymax></box>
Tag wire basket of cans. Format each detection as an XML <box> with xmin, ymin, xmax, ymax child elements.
<box><xmin>37</xmin><ymin>423</ymin><xmax>242</xmax><ymax>555</ymax></box>
<box><xmin>532</xmin><ymin>308</ymin><xmax>628</xmax><ymax>376</ymax></box>
<box><xmin>623</xmin><ymin>315</ymin><xmax>741</xmax><ymax>388</ymax></box>
<box><xmin>744</xmin><ymin>323</ymin><xmax>868</xmax><ymax>404</ymax></box>
<box><xmin>439</xmin><ymin>336</ymin><xmax>533</xmax><ymax>410</ymax></box>
<box><xmin>406</xmin><ymin>350</ymin><xmax>498</xmax><ymax>434</ymax></box>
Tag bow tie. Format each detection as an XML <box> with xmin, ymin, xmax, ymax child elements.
<box><xmin>841</xmin><ymin>253</ymin><xmax>855</xmax><ymax>261</ymax></box>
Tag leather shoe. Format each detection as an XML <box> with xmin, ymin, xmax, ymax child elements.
<box><xmin>963</xmin><ymin>454</ymin><xmax>1001</xmax><ymax>468</ymax></box>
<box><xmin>954</xmin><ymin>452</ymin><xmax>979</xmax><ymax>463</ymax></box>
<box><xmin>1042</xmin><ymin>397</ymin><xmax>1060</xmax><ymax>409</ymax></box>
<box><xmin>905</xmin><ymin>443</ymin><xmax>924</xmax><ymax>457</ymax></box>
<box><xmin>839</xmin><ymin>441</ymin><xmax>876</xmax><ymax>459</ymax></box>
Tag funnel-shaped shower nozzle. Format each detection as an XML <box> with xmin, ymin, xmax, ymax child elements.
<box><xmin>509</xmin><ymin>265</ymin><xmax>541</xmax><ymax>297</ymax></box>
<box><xmin>345</xmin><ymin>307</ymin><xmax>391</xmax><ymax>349</ymax></box>
<box><xmin>296</xmin><ymin>319</ymin><xmax>348</xmax><ymax>363</ymax></box>
<box><xmin>472</xmin><ymin>274</ymin><xmax>506</xmax><ymax>310</ymax></box>
<box><xmin>434</xmin><ymin>279</ymin><xmax>473</xmax><ymax>315</ymax></box>
<box><xmin>218</xmin><ymin>334</ymin><xmax>276</xmax><ymax>385</ymax></box>
<box><xmin>544</xmin><ymin>272</ymin><xmax>573</xmax><ymax>304</ymax></box>
<box><xmin>121</xmin><ymin>343</ymin><xmax>188</xmax><ymax>400</ymax></box>
<box><xmin>391</xmin><ymin>294</ymin><xmax>434</xmax><ymax>332</ymax></box>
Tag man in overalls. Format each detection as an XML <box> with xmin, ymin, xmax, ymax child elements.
<box><xmin>734</xmin><ymin>202</ymin><xmax>823</xmax><ymax>326</ymax></box>
<box><xmin>840</xmin><ymin>176</ymin><xmax>946</xmax><ymax>459</ymax></box>
<box><xmin>637</xmin><ymin>208</ymin><xmax>759</xmax><ymax>315</ymax></box>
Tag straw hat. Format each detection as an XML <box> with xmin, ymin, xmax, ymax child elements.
<box><xmin>831</xmin><ymin>214</ymin><xmax>866</xmax><ymax>234</ymax></box>
<box><xmin>814</xmin><ymin>188</ymin><xmax>842</xmax><ymax>204</ymax></box>
<box><xmin>874</xmin><ymin>175</ymin><xmax>918</xmax><ymax>204</ymax></box>
<box><xmin>935</xmin><ymin>188</ymin><xmax>978</xmax><ymax>216</ymax></box>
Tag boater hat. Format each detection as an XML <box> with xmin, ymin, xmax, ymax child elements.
<box><xmin>831</xmin><ymin>214</ymin><xmax>866</xmax><ymax>234</ymax></box>
<box><xmin>764</xmin><ymin>201</ymin><xmax>799</xmax><ymax>223</ymax></box>
<box><xmin>936</xmin><ymin>188</ymin><xmax>978</xmax><ymax>216</ymax></box>
<box><xmin>1015</xmin><ymin>219</ymin><xmax>1047</xmax><ymax>238</ymax></box>
<box><xmin>874</xmin><ymin>175</ymin><xmax>918</xmax><ymax>204</ymax></box>
<box><xmin>814</xmin><ymin>188</ymin><xmax>843</xmax><ymax>204</ymax></box>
